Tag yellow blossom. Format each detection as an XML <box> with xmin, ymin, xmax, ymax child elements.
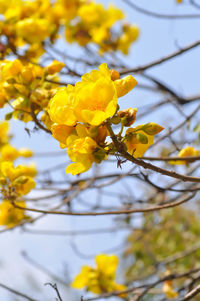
<box><xmin>117</xmin><ymin>24</ymin><xmax>139</xmax><ymax>55</ymax></box>
<box><xmin>49</xmin><ymin>86</ymin><xmax>77</xmax><ymax>126</ymax></box>
<box><xmin>0</xmin><ymin>161</ymin><xmax>36</xmax><ymax>195</ymax></box>
<box><xmin>66</xmin><ymin>132</ymin><xmax>97</xmax><ymax>175</ymax></box>
<box><xmin>51</xmin><ymin>123</ymin><xmax>74</xmax><ymax>147</ymax></box>
<box><xmin>114</xmin><ymin>75</ymin><xmax>138</xmax><ymax>98</ymax></box>
<box><xmin>0</xmin><ymin>121</ymin><xmax>9</xmax><ymax>145</ymax></box>
<box><xmin>16</xmin><ymin>18</ymin><xmax>50</xmax><ymax>44</ymax></box>
<box><xmin>170</xmin><ymin>146</ymin><xmax>199</xmax><ymax>165</ymax></box>
<box><xmin>74</xmin><ymin>64</ymin><xmax>137</xmax><ymax>126</ymax></box>
<box><xmin>163</xmin><ymin>281</ymin><xmax>178</xmax><ymax>298</ymax></box>
<box><xmin>0</xmin><ymin>200</ymin><xmax>28</xmax><ymax>228</ymax></box>
<box><xmin>18</xmin><ymin>148</ymin><xmax>33</xmax><ymax>158</ymax></box>
<box><xmin>1</xmin><ymin>144</ymin><xmax>19</xmax><ymax>161</ymax></box>
<box><xmin>45</xmin><ymin>60</ymin><xmax>65</xmax><ymax>75</ymax></box>
<box><xmin>71</xmin><ymin>254</ymin><xmax>126</xmax><ymax>295</ymax></box>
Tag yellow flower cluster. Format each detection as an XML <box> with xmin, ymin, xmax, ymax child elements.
<box><xmin>0</xmin><ymin>0</ymin><xmax>139</xmax><ymax>59</ymax></box>
<box><xmin>0</xmin><ymin>121</ymin><xmax>33</xmax><ymax>161</ymax></box>
<box><xmin>65</xmin><ymin>1</ymin><xmax>139</xmax><ymax>54</ymax></box>
<box><xmin>170</xmin><ymin>146</ymin><xmax>199</xmax><ymax>165</ymax></box>
<box><xmin>72</xmin><ymin>254</ymin><xmax>126</xmax><ymax>295</ymax></box>
<box><xmin>0</xmin><ymin>59</ymin><xmax>64</xmax><ymax>124</ymax></box>
<box><xmin>162</xmin><ymin>271</ymin><xmax>178</xmax><ymax>298</ymax></box>
<box><xmin>0</xmin><ymin>200</ymin><xmax>28</xmax><ymax>228</ymax></box>
<box><xmin>49</xmin><ymin>63</ymin><xmax>139</xmax><ymax>175</ymax></box>
<box><xmin>0</xmin><ymin>122</ymin><xmax>36</xmax><ymax>228</ymax></box>
<box><xmin>0</xmin><ymin>161</ymin><xmax>36</xmax><ymax>227</ymax></box>
<box><xmin>49</xmin><ymin>63</ymin><xmax>163</xmax><ymax>175</ymax></box>
<box><xmin>163</xmin><ymin>280</ymin><xmax>178</xmax><ymax>298</ymax></box>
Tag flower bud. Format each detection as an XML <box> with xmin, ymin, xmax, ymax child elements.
<box><xmin>110</xmin><ymin>69</ymin><xmax>120</xmax><ymax>81</ymax></box>
<box><xmin>142</xmin><ymin>122</ymin><xmax>164</xmax><ymax>135</ymax></box>
<box><xmin>18</xmin><ymin>148</ymin><xmax>33</xmax><ymax>158</ymax></box>
<box><xmin>45</xmin><ymin>60</ymin><xmax>65</xmax><ymax>75</ymax></box>
<box><xmin>117</xmin><ymin>108</ymin><xmax>137</xmax><ymax>126</ymax></box>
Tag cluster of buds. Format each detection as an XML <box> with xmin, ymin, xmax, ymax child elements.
<box><xmin>0</xmin><ymin>121</ymin><xmax>36</xmax><ymax>228</ymax></box>
<box><xmin>0</xmin><ymin>59</ymin><xmax>65</xmax><ymax>125</ymax></box>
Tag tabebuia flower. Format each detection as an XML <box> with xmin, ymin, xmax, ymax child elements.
<box><xmin>49</xmin><ymin>63</ymin><xmax>137</xmax><ymax>127</ymax></box>
<box><xmin>0</xmin><ymin>161</ymin><xmax>36</xmax><ymax>196</ymax></box>
<box><xmin>72</xmin><ymin>254</ymin><xmax>126</xmax><ymax>295</ymax></box>
<box><xmin>169</xmin><ymin>146</ymin><xmax>199</xmax><ymax>165</ymax></box>
<box><xmin>0</xmin><ymin>200</ymin><xmax>28</xmax><ymax>228</ymax></box>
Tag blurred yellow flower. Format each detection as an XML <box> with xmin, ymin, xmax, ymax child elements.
<box><xmin>16</xmin><ymin>18</ymin><xmax>50</xmax><ymax>43</ymax></box>
<box><xmin>163</xmin><ymin>280</ymin><xmax>178</xmax><ymax>298</ymax></box>
<box><xmin>72</xmin><ymin>254</ymin><xmax>126</xmax><ymax>294</ymax></box>
<box><xmin>0</xmin><ymin>200</ymin><xmax>28</xmax><ymax>228</ymax></box>
<box><xmin>170</xmin><ymin>146</ymin><xmax>199</xmax><ymax>165</ymax></box>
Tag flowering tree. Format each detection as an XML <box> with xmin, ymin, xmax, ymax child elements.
<box><xmin>0</xmin><ymin>0</ymin><xmax>200</xmax><ymax>300</ymax></box>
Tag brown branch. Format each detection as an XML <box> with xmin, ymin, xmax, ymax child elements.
<box><xmin>12</xmin><ymin>193</ymin><xmax>195</xmax><ymax>216</ymax></box>
<box><xmin>30</xmin><ymin>103</ymin><xmax>51</xmax><ymax>134</ymax></box>
<box><xmin>120</xmin><ymin>39</ymin><xmax>200</xmax><ymax>74</ymax></box>
<box><xmin>141</xmin><ymin>155</ymin><xmax>200</xmax><ymax>162</ymax></box>
<box><xmin>0</xmin><ymin>282</ymin><xmax>38</xmax><ymax>301</ymax></box>
<box><xmin>82</xmin><ymin>268</ymin><xmax>200</xmax><ymax>301</ymax></box>
<box><xmin>122</xmin><ymin>0</ymin><xmax>200</xmax><ymax>19</ymax></box>
<box><xmin>179</xmin><ymin>284</ymin><xmax>200</xmax><ymax>301</ymax></box>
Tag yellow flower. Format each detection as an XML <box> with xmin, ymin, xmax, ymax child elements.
<box><xmin>114</xmin><ymin>75</ymin><xmax>138</xmax><ymax>98</ymax></box>
<box><xmin>45</xmin><ymin>60</ymin><xmax>65</xmax><ymax>75</ymax></box>
<box><xmin>71</xmin><ymin>254</ymin><xmax>126</xmax><ymax>295</ymax></box>
<box><xmin>170</xmin><ymin>146</ymin><xmax>199</xmax><ymax>165</ymax></box>
<box><xmin>0</xmin><ymin>200</ymin><xmax>28</xmax><ymax>228</ymax></box>
<box><xmin>66</xmin><ymin>130</ymin><xmax>97</xmax><ymax>175</ymax></box>
<box><xmin>16</xmin><ymin>18</ymin><xmax>50</xmax><ymax>44</ymax></box>
<box><xmin>176</xmin><ymin>0</ymin><xmax>182</xmax><ymax>3</ymax></box>
<box><xmin>49</xmin><ymin>86</ymin><xmax>77</xmax><ymax>126</ymax></box>
<box><xmin>0</xmin><ymin>121</ymin><xmax>9</xmax><ymax>145</ymax></box>
<box><xmin>1</xmin><ymin>144</ymin><xmax>19</xmax><ymax>161</ymax></box>
<box><xmin>163</xmin><ymin>281</ymin><xmax>178</xmax><ymax>298</ymax></box>
<box><xmin>78</xmin><ymin>3</ymin><xmax>105</xmax><ymax>25</ymax></box>
<box><xmin>74</xmin><ymin>64</ymin><xmax>137</xmax><ymax>126</ymax></box>
<box><xmin>74</xmin><ymin>64</ymin><xmax>117</xmax><ymax>126</ymax></box>
<box><xmin>51</xmin><ymin>123</ymin><xmax>74</xmax><ymax>147</ymax></box>
<box><xmin>0</xmin><ymin>161</ymin><xmax>36</xmax><ymax>195</ymax></box>
<box><xmin>18</xmin><ymin>148</ymin><xmax>33</xmax><ymax>158</ymax></box>
<box><xmin>14</xmin><ymin>176</ymin><xmax>36</xmax><ymax>196</ymax></box>
<box><xmin>117</xmin><ymin>24</ymin><xmax>139</xmax><ymax>55</ymax></box>
<box><xmin>125</xmin><ymin>128</ymin><xmax>154</xmax><ymax>158</ymax></box>
<box><xmin>1</xmin><ymin>59</ymin><xmax>23</xmax><ymax>80</ymax></box>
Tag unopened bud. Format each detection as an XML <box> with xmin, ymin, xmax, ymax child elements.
<box><xmin>142</xmin><ymin>122</ymin><xmax>164</xmax><ymax>135</ymax></box>
<box><xmin>117</xmin><ymin>108</ymin><xmax>137</xmax><ymax>126</ymax></box>
<box><xmin>45</xmin><ymin>60</ymin><xmax>65</xmax><ymax>75</ymax></box>
<box><xmin>110</xmin><ymin>69</ymin><xmax>120</xmax><ymax>81</ymax></box>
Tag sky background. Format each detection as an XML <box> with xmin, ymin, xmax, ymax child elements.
<box><xmin>0</xmin><ymin>0</ymin><xmax>200</xmax><ymax>300</ymax></box>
